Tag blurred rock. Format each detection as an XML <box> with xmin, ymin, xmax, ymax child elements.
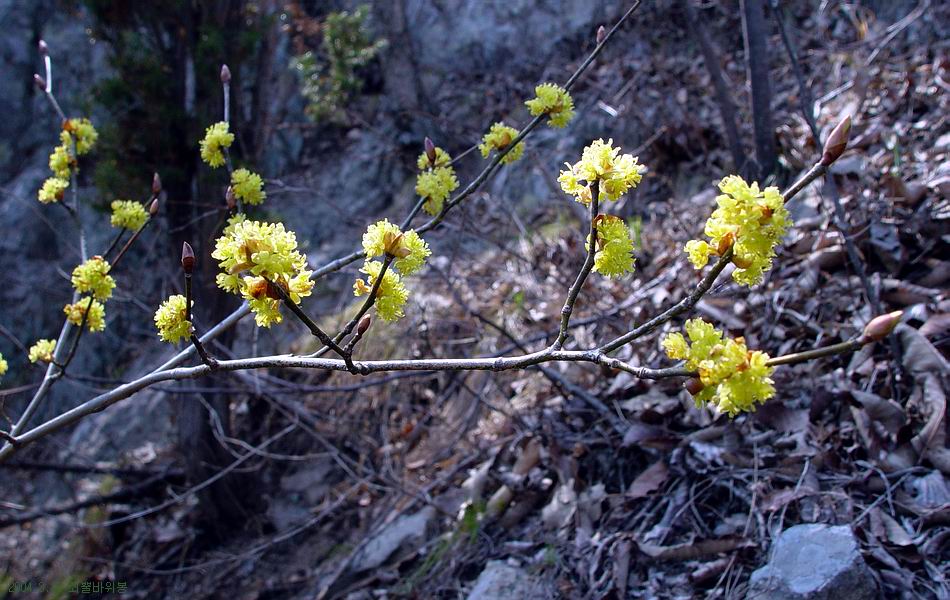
<box><xmin>350</xmin><ymin>506</ymin><xmax>436</xmax><ymax>573</ymax></box>
<box><xmin>747</xmin><ymin>524</ymin><xmax>877</xmax><ymax>600</ymax></box>
<box><xmin>466</xmin><ymin>561</ymin><xmax>542</xmax><ymax>600</ymax></box>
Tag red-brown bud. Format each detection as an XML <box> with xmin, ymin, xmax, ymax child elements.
<box><xmin>820</xmin><ymin>115</ymin><xmax>851</xmax><ymax>166</ymax></box>
<box><xmin>596</xmin><ymin>25</ymin><xmax>606</xmax><ymax>45</ymax></box>
<box><xmin>38</xmin><ymin>40</ymin><xmax>48</xmax><ymax>56</ymax></box>
<box><xmin>220</xmin><ymin>64</ymin><xmax>231</xmax><ymax>84</ymax></box>
<box><xmin>424</xmin><ymin>137</ymin><xmax>437</xmax><ymax>166</ymax></box>
<box><xmin>152</xmin><ymin>172</ymin><xmax>162</xmax><ymax>196</ymax></box>
<box><xmin>357</xmin><ymin>315</ymin><xmax>372</xmax><ymax>336</ymax></box>
<box><xmin>33</xmin><ymin>74</ymin><xmax>46</xmax><ymax>90</ymax></box>
<box><xmin>684</xmin><ymin>378</ymin><xmax>705</xmax><ymax>396</ymax></box>
<box><xmin>148</xmin><ymin>198</ymin><xmax>160</xmax><ymax>216</ymax></box>
<box><xmin>861</xmin><ymin>310</ymin><xmax>902</xmax><ymax>343</ymax></box>
<box><xmin>225</xmin><ymin>186</ymin><xmax>236</xmax><ymax>210</ymax></box>
<box><xmin>181</xmin><ymin>242</ymin><xmax>196</xmax><ymax>274</ymax></box>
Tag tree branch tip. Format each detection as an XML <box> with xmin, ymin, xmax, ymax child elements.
<box><xmin>821</xmin><ymin>114</ymin><xmax>852</xmax><ymax>166</ymax></box>
<box><xmin>861</xmin><ymin>310</ymin><xmax>903</xmax><ymax>344</ymax></box>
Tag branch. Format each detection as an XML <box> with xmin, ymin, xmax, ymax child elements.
<box><xmin>680</xmin><ymin>0</ymin><xmax>747</xmax><ymax>174</ymax></box>
<box><xmin>555</xmin><ymin>183</ymin><xmax>600</xmax><ymax>349</ymax></box>
<box><xmin>741</xmin><ymin>0</ymin><xmax>777</xmax><ymax>179</ymax></box>
<box><xmin>598</xmin><ymin>152</ymin><xmax>833</xmax><ymax>356</ymax></box>
<box><xmin>0</xmin><ymin>348</ymin><xmax>684</xmax><ymax>461</ymax></box>
<box><xmin>313</xmin><ymin>255</ymin><xmax>395</xmax><ymax>359</ymax></box>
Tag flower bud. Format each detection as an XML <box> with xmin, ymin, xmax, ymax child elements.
<box><xmin>33</xmin><ymin>74</ymin><xmax>46</xmax><ymax>90</ymax></box>
<box><xmin>152</xmin><ymin>172</ymin><xmax>162</xmax><ymax>196</ymax></box>
<box><xmin>226</xmin><ymin>186</ymin><xmax>236</xmax><ymax>210</ymax></box>
<box><xmin>596</xmin><ymin>25</ymin><xmax>606</xmax><ymax>45</ymax></box>
<box><xmin>181</xmin><ymin>242</ymin><xmax>196</xmax><ymax>274</ymax></box>
<box><xmin>38</xmin><ymin>40</ymin><xmax>48</xmax><ymax>56</ymax></box>
<box><xmin>424</xmin><ymin>137</ymin><xmax>437</xmax><ymax>166</ymax></box>
<box><xmin>731</xmin><ymin>254</ymin><xmax>753</xmax><ymax>269</ymax></box>
<box><xmin>820</xmin><ymin>115</ymin><xmax>851</xmax><ymax>166</ymax></box>
<box><xmin>716</xmin><ymin>231</ymin><xmax>735</xmax><ymax>256</ymax></box>
<box><xmin>149</xmin><ymin>198</ymin><xmax>160</xmax><ymax>216</ymax></box>
<box><xmin>357</xmin><ymin>314</ymin><xmax>372</xmax><ymax>336</ymax></box>
<box><xmin>684</xmin><ymin>378</ymin><xmax>705</xmax><ymax>396</ymax></box>
<box><xmin>220</xmin><ymin>64</ymin><xmax>231</xmax><ymax>84</ymax></box>
<box><xmin>861</xmin><ymin>310</ymin><xmax>902</xmax><ymax>343</ymax></box>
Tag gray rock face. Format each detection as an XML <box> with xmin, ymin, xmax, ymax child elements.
<box><xmin>747</xmin><ymin>524</ymin><xmax>878</xmax><ymax>600</ymax></box>
<box><xmin>403</xmin><ymin>0</ymin><xmax>618</xmax><ymax>76</ymax></box>
<box><xmin>466</xmin><ymin>561</ymin><xmax>543</xmax><ymax>600</ymax></box>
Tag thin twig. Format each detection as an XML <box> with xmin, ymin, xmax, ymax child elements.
<box><xmin>555</xmin><ymin>182</ymin><xmax>600</xmax><ymax>349</ymax></box>
<box><xmin>313</xmin><ymin>255</ymin><xmax>395</xmax><ymax>359</ymax></box>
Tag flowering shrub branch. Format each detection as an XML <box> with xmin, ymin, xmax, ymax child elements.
<box><xmin>0</xmin><ymin>1</ymin><xmax>901</xmax><ymax>463</ymax></box>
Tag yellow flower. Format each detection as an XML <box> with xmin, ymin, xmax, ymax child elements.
<box><xmin>154</xmin><ymin>295</ymin><xmax>192</xmax><ymax>343</ymax></box>
<box><xmin>361</xmin><ymin>219</ymin><xmax>431</xmax><ymax>276</ymax></box>
<box><xmin>199</xmin><ymin>121</ymin><xmax>234</xmax><ymax>168</ymax></box>
<box><xmin>587</xmin><ymin>215</ymin><xmax>635</xmax><ymax>278</ymax></box>
<box><xmin>684</xmin><ymin>240</ymin><xmax>713</xmax><ymax>270</ymax></box>
<box><xmin>415</xmin><ymin>166</ymin><xmax>459</xmax><ymax>215</ymax></box>
<box><xmin>661</xmin><ymin>332</ymin><xmax>689</xmax><ymax>360</ymax></box>
<box><xmin>417</xmin><ymin>147</ymin><xmax>452</xmax><ymax>171</ymax></box>
<box><xmin>65</xmin><ymin>118</ymin><xmax>98</xmax><ymax>155</ymax></box>
<box><xmin>212</xmin><ymin>218</ymin><xmax>314</xmax><ymax>326</ymax></box>
<box><xmin>49</xmin><ymin>143</ymin><xmax>72</xmax><ymax>179</ymax></box>
<box><xmin>63</xmin><ymin>299</ymin><xmax>106</xmax><ymax>332</ymax></box>
<box><xmin>28</xmin><ymin>339</ymin><xmax>57</xmax><ymax>364</ymax></box>
<box><xmin>354</xmin><ymin>260</ymin><xmax>409</xmax><ymax>321</ymax></box>
<box><xmin>662</xmin><ymin>318</ymin><xmax>775</xmax><ymax>416</ymax></box>
<box><xmin>38</xmin><ymin>177</ymin><xmax>68</xmax><ymax>204</ymax></box>
<box><xmin>231</xmin><ymin>168</ymin><xmax>266</xmax><ymax>206</ymax></box>
<box><xmin>0</xmin><ymin>353</ymin><xmax>8</xmax><ymax>378</ymax></box>
<box><xmin>685</xmin><ymin>175</ymin><xmax>791</xmax><ymax>286</ymax></box>
<box><xmin>222</xmin><ymin>212</ymin><xmax>247</xmax><ymax>236</ymax></box>
<box><xmin>110</xmin><ymin>200</ymin><xmax>149</xmax><ymax>230</ymax></box>
<box><xmin>559</xmin><ymin>139</ymin><xmax>644</xmax><ymax>204</ymax></box>
<box><xmin>525</xmin><ymin>83</ymin><xmax>575</xmax><ymax>128</ymax></box>
<box><xmin>71</xmin><ymin>256</ymin><xmax>116</xmax><ymax>301</ymax></box>
<box><xmin>479</xmin><ymin>123</ymin><xmax>524</xmax><ymax>164</ymax></box>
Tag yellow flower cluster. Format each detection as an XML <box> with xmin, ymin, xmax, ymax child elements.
<box><xmin>354</xmin><ymin>260</ymin><xmax>409</xmax><ymax>322</ymax></box>
<box><xmin>684</xmin><ymin>175</ymin><xmax>790</xmax><ymax>286</ymax></box>
<box><xmin>154</xmin><ymin>295</ymin><xmax>192</xmax><ymax>343</ymax></box>
<box><xmin>417</xmin><ymin>147</ymin><xmax>451</xmax><ymax>170</ymax></box>
<box><xmin>415</xmin><ymin>146</ymin><xmax>458</xmax><ymax>216</ymax></box>
<box><xmin>110</xmin><ymin>200</ymin><xmax>149</xmax><ymax>230</ymax></box>
<box><xmin>525</xmin><ymin>83</ymin><xmax>574</xmax><ymax>128</ymax></box>
<box><xmin>28</xmin><ymin>339</ymin><xmax>56</xmax><ymax>364</ymax></box>
<box><xmin>361</xmin><ymin>219</ymin><xmax>430</xmax><ymax>276</ymax></box>
<box><xmin>38</xmin><ymin>177</ymin><xmax>68</xmax><ymax>204</ymax></box>
<box><xmin>64</xmin><ymin>118</ymin><xmax>98</xmax><ymax>155</ymax></box>
<box><xmin>64</xmin><ymin>299</ymin><xmax>106</xmax><ymax>332</ymax></box>
<box><xmin>231</xmin><ymin>168</ymin><xmax>266</xmax><ymax>206</ymax></box>
<box><xmin>588</xmin><ymin>215</ymin><xmax>635</xmax><ymax>278</ymax></box>
<box><xmin>662</xmin><ymin>319</ymin><xmax>775</xmax><ymax>416</ymax></box>
<box><xmin>356</xmin><ymin>219</ymin><xmax>431</xmax><ymax>321</ymax></box>
<box><xmin>0</xmin><ymin>353</ymin><xmax>8</xmax><ymax>378</ymax></box>
<box><xmin>65</xmin><ymin>255</ymin><xmax>114</xmax><ymax>333</ymax></box>
<box><xmin>212</xmin><ymin>218</ymin><xmax>314</xmax><ymax>327</ymax></box>
<box><xmin>479</xmin><ymin>123</ymin><xmax>524</xmax><ymax>164</ymax></box>
<box><xmin>199</xmin><ymin>121</ymin><xmax>234</xmax><ymax>168</ymax></box>
<box><xmin>558</xmin><ymin>138</ymin><xmax>643</xmax><ymax>204</ymax></box>
<box><xmin>71</xmin><ymin>256</ymin><xmax>116</xmax><ymax>301</ymax></box>
<box><xmin>49</xmin><ymin>139</ymin><xmax>72</xmax><ymax>179</ymax></box>
<box><xmin>37</xmin><ymin>119</ymin><xmax>97</xmax><ymax>203</ymax></box>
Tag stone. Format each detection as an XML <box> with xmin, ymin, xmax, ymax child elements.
<box><xmin>466</xmin><ymin>561</ymin><xmax>542</xmax><ymax>600</ymax></box>
<box><xmin>350</xmin><ymin>506</ymin><xmax>436</xmax><ymax>573</ymax></box>
<box><xmin>747</xmin><ymin>524</ymin><xmax>878</xmax><ymax>600</ymax></box>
